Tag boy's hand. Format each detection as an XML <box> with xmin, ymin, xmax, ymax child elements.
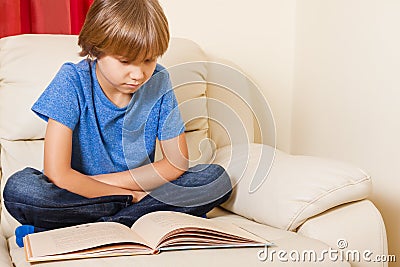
<box><xmin>131</xmin><ymin>190</ymin><xmax>149</xmax><ymax>203</ymax></box>
<box><xmin>89</xmin><ymin>174</ymin><xmax>148</xmax><ymax>202</ymax></box>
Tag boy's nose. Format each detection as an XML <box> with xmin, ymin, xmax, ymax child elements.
<box><xmin>129</xmin><ymin>66</ymin><xmax>145</xmax><ymax>81</ymax></box>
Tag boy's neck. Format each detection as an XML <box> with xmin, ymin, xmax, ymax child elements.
<box><xmin>95</xmin><ymin>61</ymin><xmax>132</xmax><ymax>108</ymax></box>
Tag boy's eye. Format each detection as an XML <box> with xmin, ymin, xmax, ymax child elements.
<box><xmin>144</xmin><ymin>58</ymin><xmax>156</xmax><ymax>63</ymax></box>
<box><xmin>119</xmin><ymin>59</ymin><xmax>129</xmax><ymax>64</ymax></box>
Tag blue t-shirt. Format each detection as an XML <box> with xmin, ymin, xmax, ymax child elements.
<box><xmin>32</xmin><ymin>59</ymin><xmax>185</xmax><ymax>176</ymax></box>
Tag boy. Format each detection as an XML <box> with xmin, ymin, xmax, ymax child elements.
<box><xmin>3</xmin><ymin>0</ymin><xmax>232</xmax><ymax>247</ymax></box>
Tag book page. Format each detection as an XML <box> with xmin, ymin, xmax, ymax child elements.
<box><xmin>27</xmin><ymin>222</ymin><xmax>150</xmax><ymax>258</ymax></box>
<box><xmin>131</xmin><ymin>211</ymin><xmax>268</xmax><ymax>249</ymax></box>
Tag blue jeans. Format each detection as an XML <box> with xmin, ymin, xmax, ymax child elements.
<box><xmin>3</xmin><ymin>164</ymin><xmax>232</xmax><ymax>230</ymax></box>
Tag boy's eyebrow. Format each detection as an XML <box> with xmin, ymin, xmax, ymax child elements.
<box><xmin>115</xmin><ymin>55</ymin><xmax>158</xmax><ymax>62</ymax></box>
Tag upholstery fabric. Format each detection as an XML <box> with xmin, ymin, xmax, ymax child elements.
<box><xmin>214</xmin><ymin>143</ymin><xmax>372</xmax><ymax>231</ymax></box>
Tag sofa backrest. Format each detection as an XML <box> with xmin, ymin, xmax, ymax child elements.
<box><xmin>0</xmin><ymin>34</ymin><xmax>255</xmax><ymax>237</ymax></box>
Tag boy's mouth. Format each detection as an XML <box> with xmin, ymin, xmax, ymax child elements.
<box><xmin>125</xmin><ymin>83</ymin><xmax>142</xmax><ymax>88</ymax></box>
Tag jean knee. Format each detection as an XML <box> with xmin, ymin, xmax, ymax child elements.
<box><xmin>217</xmin><ymin>166</ymin><xmax>233</xmax><ymax>201</ymax></box>
<box><xmin>3</xmin><ymin>167</ymin><xmax>43</xmax><ymax>203</ymax></box>
<box><xmin>197</xmin><ymin>164</ymin><xmax>232</xmax><ymax>197</ymax></box>
<box><xmin>208</xmin><ymin>164</ymin><xmax>231</xmax><ymax>183</ymax></box>
<box><xmin>192</xmin><ymin>163</ymin><xmax>225</xmax><ymax>179</ymax></box>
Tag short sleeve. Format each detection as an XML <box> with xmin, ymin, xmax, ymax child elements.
<box><xmin>31</xmin><ymin>63</ymin><xmax>80</xmax><ymax>130</ymax></box>
<box><xmin>157</xmin><ymin>79</ymin><xmax>185</xmax><ymax>140</ymax></box>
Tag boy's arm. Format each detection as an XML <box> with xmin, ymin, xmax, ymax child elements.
<box><xmin>92</xmin><ymin>133</ymin><xmax>189</xmax><ymax>192</ymax></box>
<box><xmin>44</xmin><ymin>118</ymin><xmax>145</xmax><ymax>202</ymax></box>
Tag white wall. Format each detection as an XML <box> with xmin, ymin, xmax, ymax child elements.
<box><xmin>292</xmin><ymin>0</ymin><xmax>400</xmax><ymax>263</ymax></box>
<box><xmin>159</xmin><ymin>0</ymin><xmax>297</xmax><ymax>152</ymax></box>
<box><xmin>160</xmin><ymin>0</ymin><xmax>399</xmax><ymax>263</ymax></box>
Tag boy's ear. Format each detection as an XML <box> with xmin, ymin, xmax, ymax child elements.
<box><xmin>93</xmin><ymin>51</ymin><xmax>106</xmax><ymax>60</ymax></box>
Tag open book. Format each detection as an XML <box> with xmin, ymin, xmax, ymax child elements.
<box><xmin>24</xmin><ymin>210</ymin><xmax>271</xmax><ymax>262</ymax></box>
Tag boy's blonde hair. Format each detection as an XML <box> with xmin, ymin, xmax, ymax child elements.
<box><xmin>78</xmin><ymin>0</ymin><xmax>169</xmax><ymax>61</ymax></box>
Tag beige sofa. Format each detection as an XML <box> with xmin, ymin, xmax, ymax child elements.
<box><xmin>0</xmin><ymin>34</ymin><xmax>388</xmax><ymax>267</ymax></box>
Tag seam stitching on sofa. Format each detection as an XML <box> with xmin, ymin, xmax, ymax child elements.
<box><xmin>286</xmin><ymin>175</ymin><xmax>371</xmax><ymax>230</ymax></box>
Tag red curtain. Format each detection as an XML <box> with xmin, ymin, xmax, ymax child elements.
<box><xmin>0</xmin><ymin>0</ymin><xmax>94</xmax><ymax>38</ymax></box>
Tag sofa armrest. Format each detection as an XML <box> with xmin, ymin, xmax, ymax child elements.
<box><xmin>213</xmin><ymin>143</ymin><xmax>372</xmax><ymax>231</ymax></box>
<box><xmin>297</xmin><ymin>200</ymin><xmax>388</xmax><ymax>267</ymax></box>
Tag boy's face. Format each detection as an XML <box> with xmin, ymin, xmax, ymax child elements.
<box><xmin>95</xmin><ymin>54</ymin><xmax>157</xmax><ymax>103</ymax></box>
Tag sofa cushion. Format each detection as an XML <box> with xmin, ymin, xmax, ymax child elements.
<box><xmin>0</xmin><ymin>34</ymin><xmax>82</xmax><ymax>140</ymax></box>
<box><xmin>0</xmin><ymin>139</ymin><xmax>45</xmax><ymax>238</ymax></box>
<box><xmin>213</xmin><ymin>143</ymin><xmax>372</xmax><ymax>231</ymax></box>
